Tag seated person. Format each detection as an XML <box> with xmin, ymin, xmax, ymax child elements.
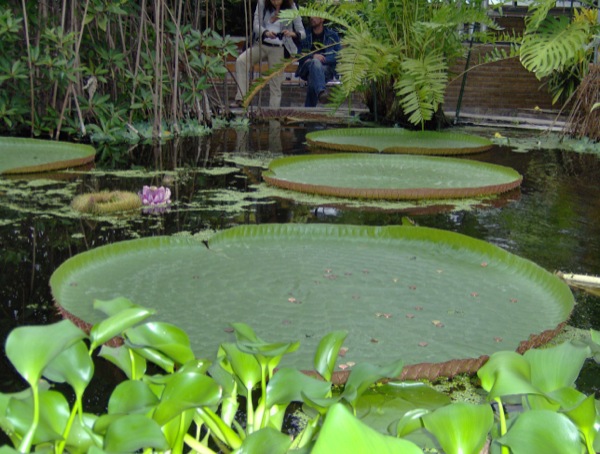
<box><xmin>296</xmin><ymin>16</ymin><xmax>341</xmax><ymax>107</ymax></box>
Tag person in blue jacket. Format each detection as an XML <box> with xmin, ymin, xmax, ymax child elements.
<box><xmin>296</xmin><ymin>16</ymin><xmax>341</xmax><ymax>107</ymax></box>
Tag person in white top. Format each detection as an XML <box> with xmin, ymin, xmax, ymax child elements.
<box><xmin>232</xmin><ymin>0</ymin><xmax>305</xmax><ymax>109</ymax></box>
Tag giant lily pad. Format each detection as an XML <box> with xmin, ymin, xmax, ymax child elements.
<box><xmin>0</xmin><ymin>137</ymin><xmax>95</xmax><ymax>174</ymax></box>
<box><xmin>51</xmin><ymin>225</ymin><xmax>573</xmax><ymax>381</ymax></box>
<box><xmin>305</xmin><ymin>128</ymin><xmax>493</xmax><ymax>155</ymax></box>
<box><xmin>263</xmin><ymin>154</ymin><xmax>522</xmax><ymax>199</ymax></box>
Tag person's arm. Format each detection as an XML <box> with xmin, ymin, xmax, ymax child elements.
<box><xmin>292</xmin><ymin>11</ymin><xmax>306</xmax><ymax>41</ymax></box>
<box><xmin>253</xmin><ymin>0</ymin><xmax>264</xmax><ymax>41</ymax></box>
<box><xmin>323</xmin><ymin>29</ymin><xmax>341</xmax><ymax>66</ymax></box>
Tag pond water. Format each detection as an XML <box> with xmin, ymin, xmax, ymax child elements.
<box><xmin>1</xmin><ymin>121</ymin><xmax>600</xmax><ymax>417</ymax></box>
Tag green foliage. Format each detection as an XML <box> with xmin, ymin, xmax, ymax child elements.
<box><xmin>2</xmin><ymin>300</ymin><xmax>599</xmax><ymax>453</ymax></box>
<box><xmin>283</xmin><ymin>0</ymin><xmax>497</xmax><ymax>128</ymax></box>
<box><xmin>519</xmin><ymin>1</ymin><xmax>600</xmax><ymax>104</ymax></box>
<box><xmin>0</xmin><ymin>3</ymin><xmax>239</xmax><ymax>139</ymax></box>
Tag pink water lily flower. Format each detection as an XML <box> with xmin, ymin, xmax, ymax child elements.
<box><xmin>139</xmin><ymin>185</ymin><xmax>171</xmax><ymax>206</ymax></box>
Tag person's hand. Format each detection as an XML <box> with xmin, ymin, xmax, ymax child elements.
<box><xmin>281</xmin><ymin>30</ymin><xmax>296</xmax><ymax>38</ymax></box>
<box><xmin>313</xmin><ymin>54</ymin><xmax>326</xmax><ymax>63</ymax></box>
<box><xmin>264</xmin><ymin>31</ymin><xmax>277</xmax><ymax>39</ymax></box>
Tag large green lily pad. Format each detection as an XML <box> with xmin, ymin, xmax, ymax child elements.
<box><xmin>263</xmin><ymin>154</ymin><xmax>522</xmax><ymax>200</ymax></box>
<box><xmin>0</xmin><ymin>137</ymin><xmax>96</xmax><ymax>174</ymax></box>
<box><xmin>306</xmin><ymin>128</ymin><xmax>493</xmax><ymax>155</ymax></box>
<box><xmin>50</xmin><ymin>224</ymin><xmax>573</xmax><ymax>381</ymax></box>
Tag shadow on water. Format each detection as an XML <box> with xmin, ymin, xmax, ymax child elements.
<box><xmin>1</xmin><ymin>122</ymin><xmax>600</xmax><ymax>434</ymax></box>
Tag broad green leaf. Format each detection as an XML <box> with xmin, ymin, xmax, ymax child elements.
<box><xmin>264</xmin><ymin>153</ymin><xmax>522</xmax><ymax>200</ymax></box>
<box><xmin>221</xmin><ymin>343</ymin><xmax>261</xmax><ymax>394</ymax></box>
<box><xmin>477</xmin><ymin>351</ymin><xmax>540</xmax><ymax>399</ymax></box>
<box><xmin>524</xmin><ymin>341</ymin><xmax>591</xmax><ymax>392</ymax></box>
<box><xmin>126</xmin><ymin>344</ymin><xmax>175</xmax><ymax>373</ymax></box>
<box><xmin>392</xmin><ymin>408</ymin><xmax>429</xmax><ymax>437</ymax></box>
<box><xmin>51</xmin><ymin>225</ymin><xmax>574</xmax><ymax>377</ymax></box>
<box><xmin>266</xmin><ymin>367</ymin><xmax>332</xmax><ymax>408</ymax></box>
<box><xmin>93</xmin><ymin>297</ymin><xmax>139</xmax><ymax>317</ymax></box>
<box><xmin>312</xmin><ymin>403</ymin><xmax>422</xmax><ymax>454</ymax></box>
<box><xmin>560</xmin><ymin>394</ymin><xmax>598</xmax><ymax>452</ymax></box>
<box><xmin>342</xmin><ymin>359</ymin><xmax>404</xmax><ymax>407</ymax></box>
<box><xmin>90</xmin><ymin>305</ymin><xmax>154</xmax><ymax>351</ymax></box>
<box><xmin>107</xmin><ymin>380</ymin><xmax>159</xmax><ymax>415</ymax></box>
<box><xmin>520</xmin><ymin>16</ymin><xmax>590</xmax><ymax>79</ymax></box>
<box><xmin>5</xmin><ymin>320</ymin><xmax>86</xmax><ymax>387</ymax></box>
<box><xmin>153</xmin><ymin>372</ymin><xmax>222</xmax><ymax>425</ymax></box>
<box><xmin>236</xmin><ymin>427</ymin><xmax>293</xmax><ymax>454</ymax></box>
<box><xmin>0</xmin><ymin>137</ymin><xmax>95</xmax><ymax>174</ymax></box>
<box><xmin>314</xmin><ymin>330</ymin><xmax>347</xmax><ymax>382</ymax></box>
<box><xmin>7</xmin><ymin>390</ymin><xmax>70</xmax><ymax>444</ymax></box>
<box><xmin>231</xmin><ymin>322</ymin><xmax>263</xmax><ymax>343</ymax></box>
<box><xmin>422</xmin><ymin>403</ymin><xmax>493</xmax><ymax>454</ymax></box>
<box><xmin>43</xmin><ymin>340</ymin><xmax>94</xmax><ymax>399</ymax></box>
<box><xmin>64</xmin><ymin>413</ymin><xmax>101</xmax><ymax>452</ymax></box>
<box><xmin>125</xmin><ymin>321</ymin><xmax>195</xmax><ymax>365</ymax></box>
<box><xmin>103</xmin><ymin>414</ymin><xmax>169</xmax><ymax>452</ymax></box>
<box><xmin>497</xmin><ymin>410</ymin><xmax>583</xmax><ymax>454</ymax></box>
<box><xmin>99</xmin><ymin>345</ymin><xmax>147</xmax><ymax>379</ymax></box>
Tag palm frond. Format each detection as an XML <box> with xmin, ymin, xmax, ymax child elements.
<box><xmin>520</xmin><ymin>16</ymin><xmax>591</xmax><ymax>79</ymax></box>
<box><xmin>395</xmin><ymin>52</ymin><xmax>447</xmax><ymax>128</ymax></box>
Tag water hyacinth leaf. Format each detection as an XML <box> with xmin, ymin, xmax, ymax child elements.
<box><xmin>94</xmin><ymin>297</ymin><xmax>140</xmax><ymax>317</ymax></box>
<box><xmin>43</xmin><ymin>340</ymin><xmax>94</xmax><ymax>399</ymax></box>
<box><xmin>236</xmin><ymin>427</ymin><xmax>293</xmax><ymax>454</ymax></box>
<box><xmin>312</xmin><ymin>403</ymin><xmax>422</xmax><ymax>454</ymax></box>
<box><xmin>524</xmin><ymin>341</ymin><xmax>591</xmax><ymax>392</ymax></box>
<box><xmin>5</xmin><ymin>320</ymin><xmax>86</xmax><ymax>387</ymax></box>
<box><xmin>128</xmin><ymin>345</ymin><xmax>175</xmax><ymax>373</ymax></box>
<box><xmin>107</xmin><ymin>380</ymin><xmax>159</xmax><ymax>415</ymax></box>
<box><xmin>496</xmin><ymin>410</ymin><xmax>582</xmax><ymax>454</ymax></box>
<box><xmin>153</xmin><ymin>372</ymin><xmax>221</xmax><ymax>426</ymax></box>
<box><xmin>560</xmin><ymin>393</ymin><xmax>598</xmax><ymax>451</ymax></box>
<box><xmin>392</xmin><ymin>408</ymin><xmax>430</xmax><ymax>437</ymax></box>
<box><xmin>266</xmin><ymin>367</ymin><xmax>332</xmax><ymax>408</ymax></box>
<box><xmin>477</xmin><ymin>351</ymin><xmax>540</xmax><ymax>399</ymax></box>
<box><xmin>263</xmin><ymin>153</ymin><xmax>522</xmax><ymax>200</ymax></box>
<box><xmin>90</xmin><ymin>306</ymin><xmax>155</xmax><ymax>351</ymax></box>
<box><xmin>231</xmin><ymin>322</ymin><xmax>263</xmax><ymax>343</ymax></box>
<box><xmin>0</xmin><ymin>137</ymin><xmax>96</xmax><ymax>174</ymax></box>
<box><xmin>314</xmin><ymin>330</ymin><xmax>348</xmax><ymax>382</ymax></box>
<box><xmin>305</xmin><ymin>128</ymin><xmax>493</xmax><ymax>155</ymax></box>
<box><xmin>422</xmin><ymin>403</ymin><xmax>494</xmax><ymax>454</ymax></box>
<box><xmin>7</xmin><ymin>390</ymin><xmax>70</xmax><ymax>444</ymax></box>
<box><xmin>221</xmin><ymin>343</ymin><xmax>262</xmax><ymax>394</ymax></box>
<box><xmin>64</xmin><ymin>413</ymin><xmax>101</xmax><ymax>452</ymax></box>
<box><xmin>103</xmin><ymin>414</ymin><xmax>169</xmax><ymax>452</ymax></box>
<box><xmin>125</xmin><ymin>322</ymin><xmax>195</xmax><ymax>365</ymax></box>
<box><xmin>342</xmin><ymin>359</ymin><xmax>405</xmax><ymax>407</ymax></box>
<box><xmin>51</xmin><ymin>224</ymin><xmax>574</xmax><ymax>380</ymax></box>
<box><xmin>99</xmin><ymin>345</ymin><xmax>147</xmax><ymax>379</ymax></box>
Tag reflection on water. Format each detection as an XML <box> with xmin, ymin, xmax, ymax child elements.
<box><xmin>1</xmin><ymin>123</ymin><xmax>600</xmax><ymax>399</ymax></box>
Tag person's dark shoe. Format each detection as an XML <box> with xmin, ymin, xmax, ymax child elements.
<box><xmin>318</xmin><ymin>90</ymin><xmax>328</xmax><ymax>104</ymax></box>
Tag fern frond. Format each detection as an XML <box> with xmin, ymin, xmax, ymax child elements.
<box><xmin>520</xmin><ymin>16</ymin><xmax>591</xmax><ymax>79</ymax></box>
<box><xmin>242</xmin><ymin>58</ymin><xmax>299</xmax><ymax>108</ymax></box>
<box><xmin>395</xmin><ymin>52</ymin><xmax>447</xmax><ymax>128</ymax></box>
<box><xmin>524</xmin><ymin>0</ymin><xmax>559</xmax><ymax>32</ymax></box>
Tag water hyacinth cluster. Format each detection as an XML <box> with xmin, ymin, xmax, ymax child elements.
<box><xmin>139</xmin><ymin>185</ymin><xmax>171</xmax><ymax>214</ymax></box>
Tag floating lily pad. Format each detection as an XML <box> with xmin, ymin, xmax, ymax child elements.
<box><xmin>263</xmin><ymin>154</ymin><xmax>522</xmax><ymax>200</ymax></box>
<box><xmin>306</xmin><ymin>128</ymin><xmax>493</xmax><ymax>155</ymax></box>
<box><xmin>51</xmin><ymin>224</ymin><xmax>573</xmax><ymax>381</ymax></box>
<box><xmin>0</xmin><ymin>137</ymin><xmax>96</xmax><ymax>175</ymax></box>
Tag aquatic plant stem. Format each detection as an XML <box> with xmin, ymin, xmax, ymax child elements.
<box><xmin>183</xmin><ymin>434</ymin><xmax>218</xmax><ymax>454</ymax></box>
<box><xmin>18</xmin><ymin>384</ymin><xmax>39</xmax><ymax>452</ymax></box>
<box><xmin>494</xmin><ymin>397</ymin><xmax>509</xmax><ymax>454</ymax></box>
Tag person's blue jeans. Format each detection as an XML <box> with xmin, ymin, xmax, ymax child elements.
<box><xmin>297</xmin><ymin>58</ymin><xmax>335</xmax><ymax>107</ymax></box>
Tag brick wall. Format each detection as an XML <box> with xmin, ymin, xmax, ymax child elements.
<box><xmin>443</xmin><ymin>44</ymin><xmax>557</xmax><ymax>116</ymax></box>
